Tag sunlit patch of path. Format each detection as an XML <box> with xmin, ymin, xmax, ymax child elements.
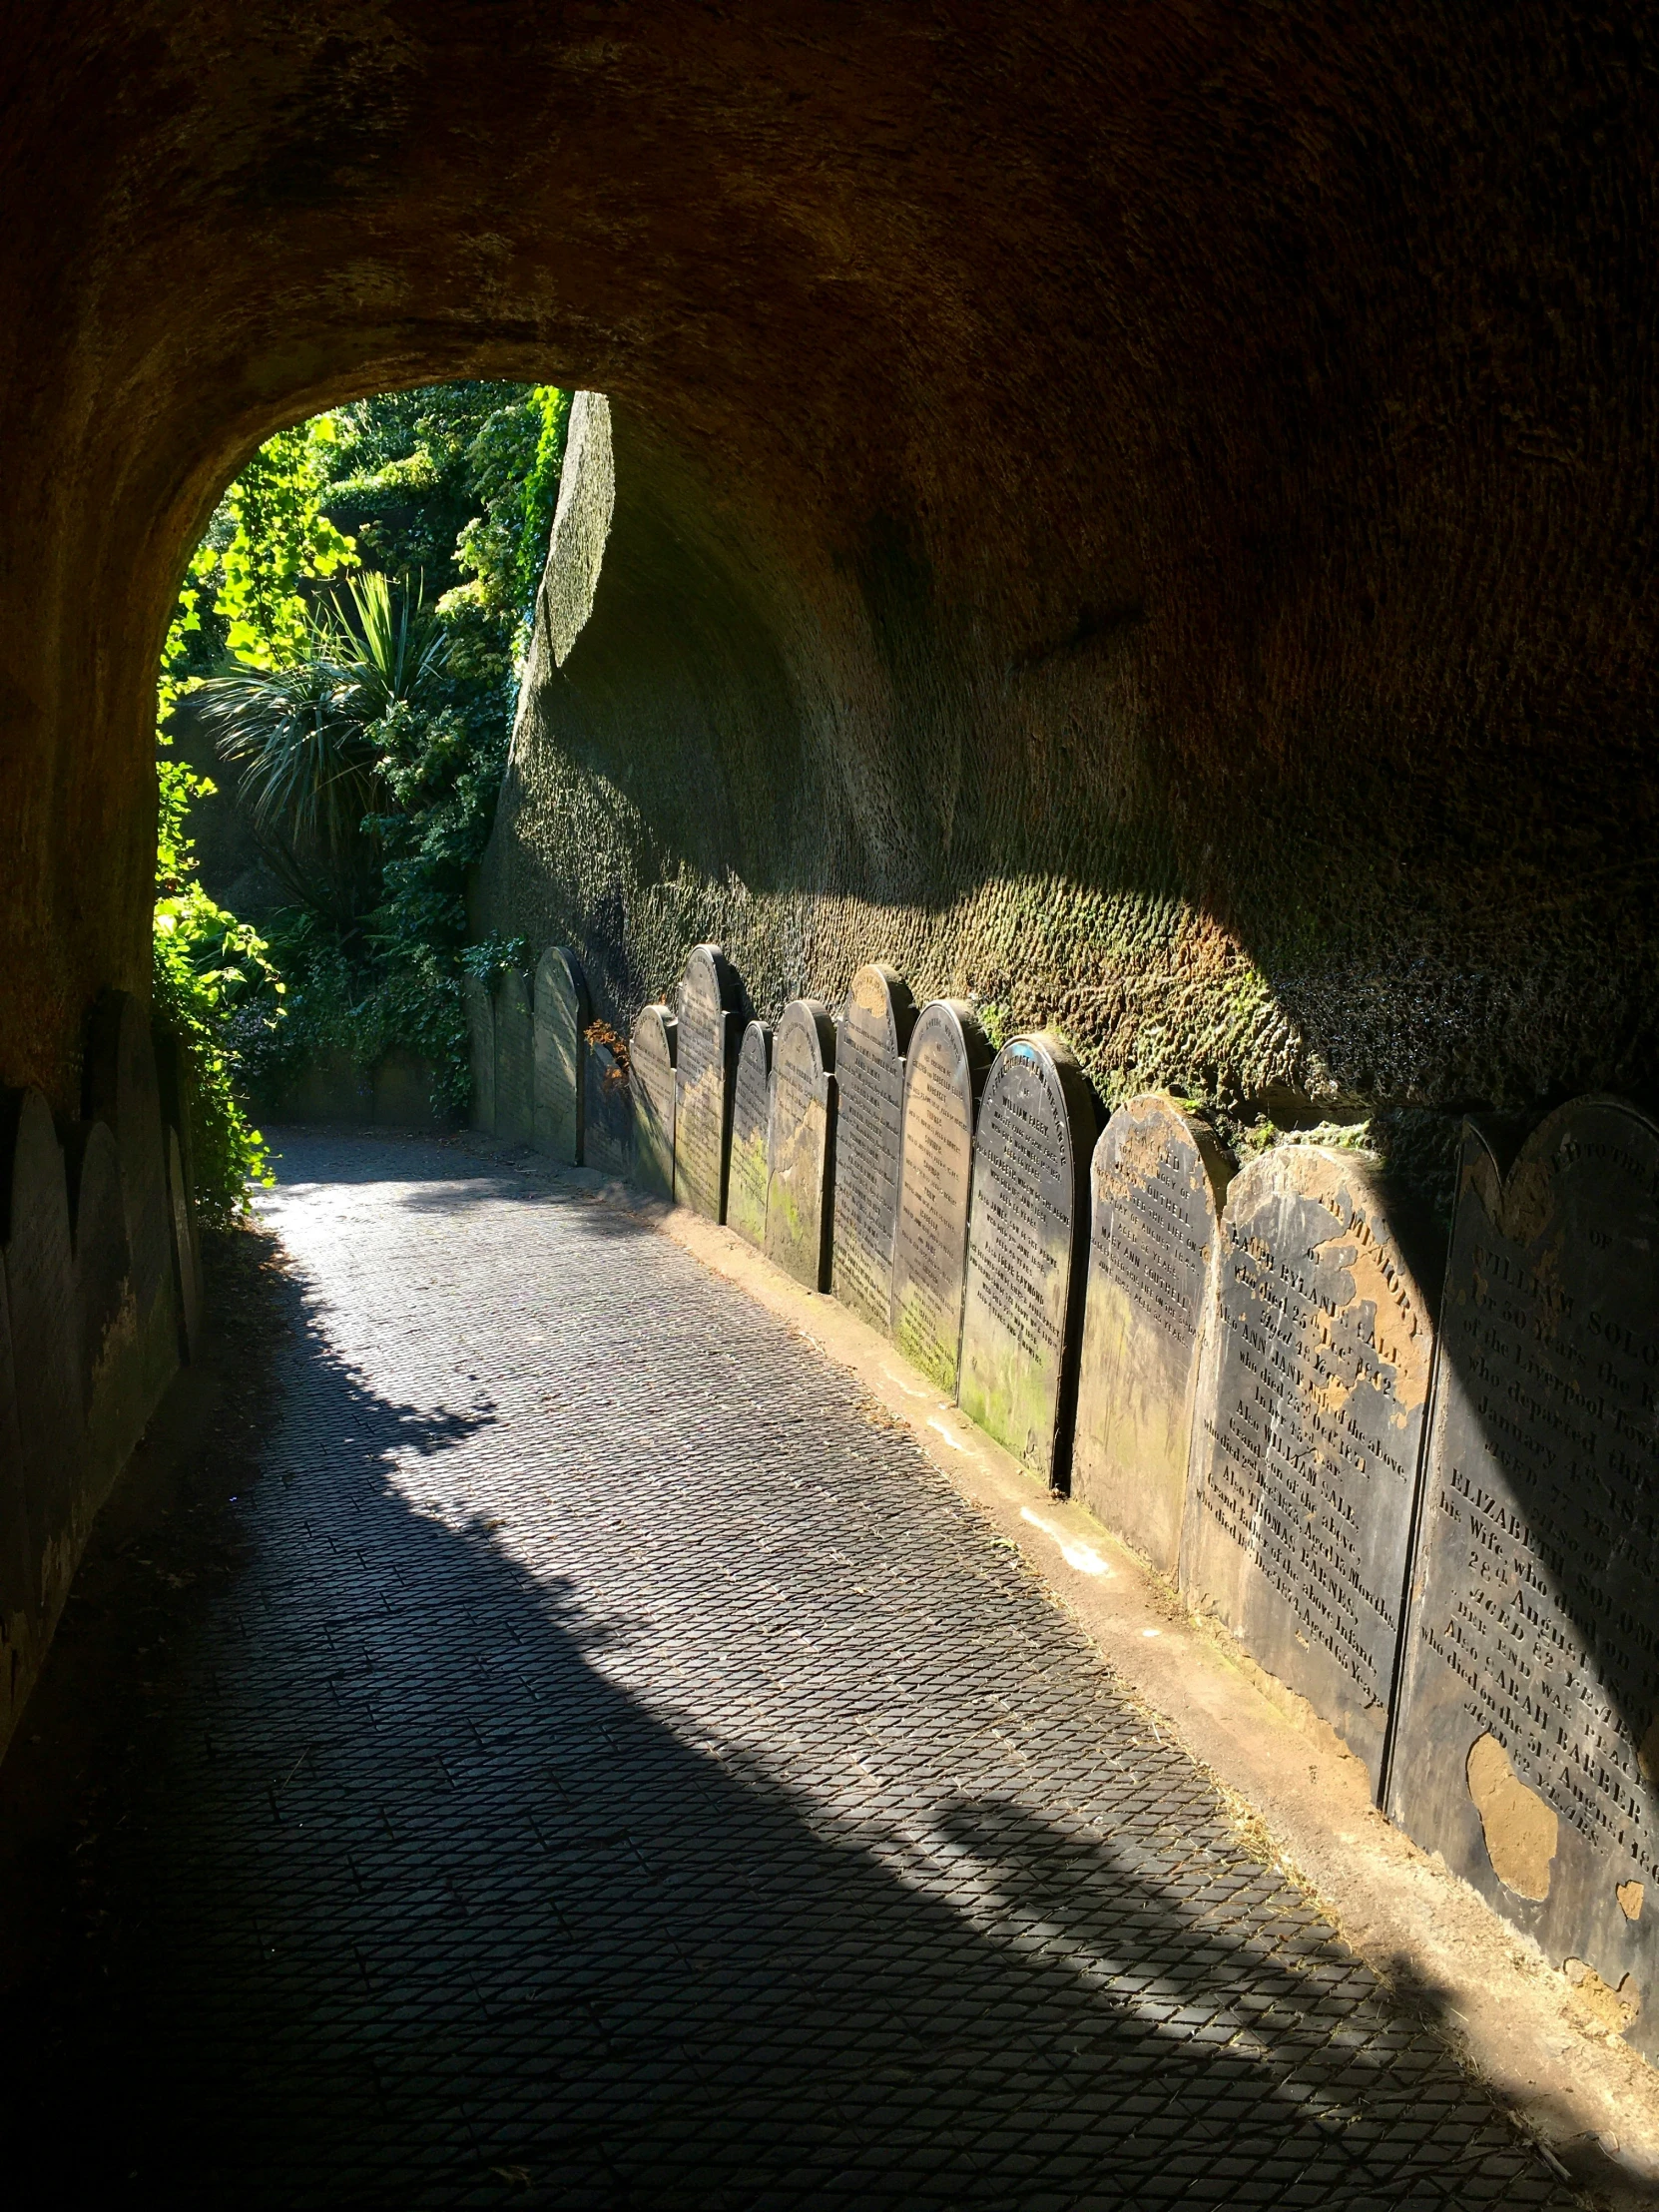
<box><xmin>91</xmin><ymin>1133</ymin><xmax>1574</xmax><ymax>2206</ymax></box>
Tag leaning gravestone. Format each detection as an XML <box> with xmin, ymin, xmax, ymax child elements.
<box><xmin>890</xmin><ymin>1000</ymin><xmax>991</xmax><ymax>1390</ymax></box>
<box><xmin>165</xmin><ymin>1130</ymin><xmax>202</xmax><ymax>1365</ymax></box>
<box><xmin>957</xmin><ymin>1033</ymin><xmax>1097</xmax><ymax>1485</ymax></box>
<box><xmin>727</xmin><ymin>1021</ymin><xmax>773</xmax><ymax>1252</ymax></box>
<box><xmin>830</xmin><ymin>964</ymin><xmax>918</xmax><ymax>1332</ymax></box>
<box><xmin>675</xmin><ymin>945</ymin><xmax>745</xmax><ymax>1222</ymax></box>
<box><xmin>84</xmin><ymin>990</ymin><xmax>175</xmax><ymax>1403</ymax></box>
<box><xmin>463</xmin><ymin>976</ymin><xmax>495</xmax><ymax>1133</ymax></box>
<box><xmin>1388</xmin><ymin>1100</ymin><xmax>1659</xmax><ymax>2053</ymax></box>
<box><xmin>1180</xmin><ymin>1145</ymin><xmax>1436</xmax><ymax>1797</ymax></box>
<box><xmin>583</xmin><ymin>1020</ymin><xmax>633</xmax><ymax>1179</ymax></box>
<box><xmin>65</xmin><ymin>1120</ymin><xmax>142</xmax><ymax>1489</ymax></box>
<box><xmin>766</xmin><ymin>1001</ymin><xmax>837</xmax><ymax>1291</ymax></box>
<box><xmin>2</xmin><ymin>1089</ymin><xmax>85</xmax><ymax>1619</ymax></box>
<box><xmin>630</xmin><ymin>1005</ymin><xmax>679</xmax><ymax>1201</ymax></box>
<box><xmin>534</xmin><ymin>946</ymin><xmax>590</xmax><ymax>1163</ymax></box>
<box><xmin>493</xmin><ymin>967</ymin><xmax>535</xmax><ymax>1146</ymax></box>
<box><xmin>1072</xmin><ymin>1097</ymin><xmax>1233</xmax><ymax>1576</ymax></box>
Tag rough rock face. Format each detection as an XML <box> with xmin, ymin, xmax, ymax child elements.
<box><xmin>2</xmin><ymin>4</ymin><xmax>1657</xmax><ymax>1143</ymax></box>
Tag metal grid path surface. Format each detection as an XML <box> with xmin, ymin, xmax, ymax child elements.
<box><xmin>79</xmin><ymin>1133</ymin><xmax>1574</xmax><ymax>2206</ymax></box>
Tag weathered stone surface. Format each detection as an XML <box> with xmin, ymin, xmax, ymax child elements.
<box><xmin>830</xmin><ymin>964</ymin><xmax>917</xmax><ymax>1333</ymax></box>
<box><xmin>1181</xmin><ymin>1146</ymin><xmax>1436</xmax><ymax>1796</ymax></box>
<box><xmin>583</xmin><ymin>1021</ymin><xmax>634</xmax><ymax>1179</ymax></box>
<box><xmin>2</xmin><ymin>1089</ymin><xmax>85</xmax><ymax>1620</ymax></box>
<box><xmin>728</xmin><ymin>1021</ymin><xmax>773</xmax><ymax>1253</ymax></box>
<box><xmin>890</xmin><ymin>1000</ymin><xmax>990</xmax><ymax>1392</ymax></box>
<box><xmin>675</xmin><ymin>944</ymin><xmax>744</xmax><ymax>1223</ymax></box>
<box><xmin>766</xmin><ymin>1001</ymin><xmax>836</xmax><ymax>1292</ymax></box>
<box><xmin>493</xmin><ymin>968</ymin><xmax>535</xmax><ymax>1146</ymax></box>
<box><xmin>153</xmin><ymin>1027</ymin><xmax>203</xmax><ymax>1316</ymax></box>
<box><xmin>534</xmin><ymin>946</ymin><xmax>590</xmax><ymax>1164</ymax></box>
<box><xmin>0</xmin><ymin>1258</ymin><xmax>31</xmax><ymax>1757</ymax></box>
<box><xmin>463</xmin><ymin>978</ymin><xmax>495</xmax><ymax>1134</ymax></box>
<box><xmin>65</xmin><ymin>1119</ymin><xmax>144</xmax><ymax>1488</ymax></box>
<box><xmin>630</xmin><ymin>1005</ymin><xmax>679</xmax><ymax>1200</ymax></box>
<box><xmin>166</xmin><ymin>1129</ymin><xmax>202</xmax><ymax>1365</ymax></box>
<box><xmin>1073</xmin><ymin>1097</ymin><xmax>1233</xmax><ymax>1576</ymax></box>
<box><xmin>957</xmin><ymin>1034</ymin><xmax>1097</xmax><ymax>1485</ymax></box>
<box><xmin>371</xmin><ymin>1048</ymin><xmax>441</xmax><ymax>1130</ymax></box>
<box><xmin>84</xmin><ymin>990</ymin><xmax>176</xmax><ymax>1401</ymax></box>
<box><xmin>1388</xmin><ymin>1100</ymin><xmax>1659</xmax><ymax>2055</ymax></box>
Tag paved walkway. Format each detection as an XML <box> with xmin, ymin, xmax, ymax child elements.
<box><xmin>13</xmin><ymin>1133</ymin><xmax>1580</xmax><ymax>2206</ymax></box>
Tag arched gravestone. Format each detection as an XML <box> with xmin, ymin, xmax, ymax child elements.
<box><xmin>463</xmin><ymin>976</ymin><xmax>495</xmax><ymax>1133</ymax></box>
<box><xmin>1180</xmin><ymin>1145</ymin><xmax>1436</xmax><ymax>1797</ymax></box>
<box><xmin>166</xmin><ymin>1130</ymin><xmax>202</xmax><ymax>1365</ymax></box>
<box><xmin>1072</xmin><ymin>1096</ymin><xmax>1233</xmax><ymax>1576</ymax></box>
<box><xmin>675</xmin><ymin>945</ymin><xmax>745</xmax><ymax>1223</ymax></box>
<box><xmin>1388</xmin><ymin>1100</ymin><xmax>1659</xmax><ymax>2053</ymax></box>
<box><xmin>630</xmin><ymin>1005</ymin><xmax>679</xmax><ymax>1200</ymax></box>
<box><xmin>84</xmin><ymin>990</ymin><xmax>175</xmax><ymax>1402</ymax></box>
<box><xmin>0</xmin><ymin>1262</ymin><xmax>32</xmax><ymax>1749</ymax></box>
<box><xmin>493</xmin><ymin>967</ymin><xmax>534</xmax><ymax>1146</ymax></box>
<box><xmin>957</xmin><ymin>1033</ymin><xmax>1097</xmax><ymax>1485</ymax></box>
<box><xmin>153</xmin><ymin>1028</ymin><xmax>202</xmax><ymax>1345</ymax></box>
<box><xmin>766</xmin><ymin>1001</ymin><xmax>837</xmax><ymax>1291</ymax></box>
<box><xmin>533</xmin><ymin>946</ymin><xmax>590</xmax><ymax>1163</ymax></box>
<box><xmin>889</xmin><ymin>1000</ymin><xmax>991</xmax><ymax>1391</ymax></box>
<box><xmin>583</xmin><ymin>1021</ymin><xmax>633</xmax><ymax>1178</ymax></box>
<box><xmin>830</xmin><ymin>964</ymin><xmax>918</xmax><ymax>1332</ymax></box>
<box><xmin>2</xmin><ymin>1090</ymin><xmax>85</xmax><ymax>1616</ymax></box>
<box><xmin>64</xmin><ymin>1120</ymin><xmax>142</xmax><ymax>1488</ymax></box>
<box><xmin>727</xmin><ymin>1020</ymin><xmax>773</xmax><ymax>1253</ymax></box>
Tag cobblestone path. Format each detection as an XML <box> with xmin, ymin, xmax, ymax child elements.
<box><xmin>24</xmin><ymin>1133</ymin><xmax>1579</xmax><ymax>2207</ymax></box>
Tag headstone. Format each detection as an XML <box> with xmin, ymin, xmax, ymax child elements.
<box><xmin>1388</xmin><ymin>1101</ymin><xmax>1659</xmax><ymax>2053</ymax></box>
<box><xmin>1180</xmin><ymin>1145</ymin><xmax>1436</xmax><ymax>1796</ymax></box>
<box><xmin>493</xmin><ymin>967</ymin><xmax>534</xmax><ymax>1145</ymax></box>
<box><xmin>630</xmin><ymin>1005</ymin><xmax>678</xmax><ymax>1200</ymax></box>
<box><xmin>83</xmin><ymin>990</ymin><xmax>176</xmax><ymax>1403</ymax></box>
<box><xmin>675</xmin><ymin>945</ymin><xmax>745</xmax><ymax>1223</ymax></box>
<box><xmin>728</xmin><ymin>1021</ymin><xmax>773</xmax><ymax>1252</ymax></box>
<box><xmin>166</xmin><ymin>1129</ymin><xmax>202</xmax><ymax>1364</ymax></box>
<box><xmin>583</xmin><ymin>1019</ymin><xmax>633</xmax><ymax>1179</ymax></box>
<box><xmin>765</xmin><ymin>1001</ymin><xmax>837</xmax><ymax>1291</ymax></box>
<box><xmin>957</xmin><ymin>1034</ymin><xmax>1097</xmax><ymax>1484</ymax></box>
<box><xmin>463</xmin><ymin>976</ymin><xmax>495</xmax><ymax>1133</ymax></box>
<box><xmin>65</xmin><ymin>1120</ymin><xmax>143</xmax><ymax>1485</ymax></box>
<box><xmin>889</xmin><ymin>1000</ymin><xmax>990</xmax><ymax>1391</ymax></box>
<box><xmin>372</xmin><ymin>1048</ymin><xmax>438</xmax><ymax>1129</ymax></box>
<box><xmin>830</xmin><ymin>964</ymin><xmax>918</xmax><ymax>1332</ymax></box>
<box><xmin>1072</xmin><ymin>1097</ymin><xmax>1233</xmax><ymax>1575</ymax></box>
<box><xmin>0</xmin><ymin>1261</ymin><xmax>33</xmax><ymax>1751</ymax></box>
<box><xmin>153</xmin><ymin>1027</ymin><xmax>203</xmax><ymax>1297</ymax></box>
<box><xmin>2</xmin><ymin>1089</ymin><xmax>85</xmax><ymax>1616</ymax></box>
<box><xmin>534</xmin><ymin>946</ymin><xmax>590</xmax><ymax>1163</ymax></box>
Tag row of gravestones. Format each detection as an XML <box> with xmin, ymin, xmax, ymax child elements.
<box><xmin>470</xmin><ymin>944</ymin><xmax>1659</xmax><ymax>2056</ymax></box>
<box><xmin>0</xmin><ymin>990</ymin><xmax>202</xmax><ymax>1756</ymax></box>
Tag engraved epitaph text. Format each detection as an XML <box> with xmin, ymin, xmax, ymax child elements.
<box><xmin>831</xmin><ymin>964</ymin><xmax>917</xmax><ymax>1332</ymax></box>
<box><xmin>675</xmin><ymin>945</ymin><xmax>743</xmax><ymax>1223</ymax></box>
<box><xmin>534</xmin><ymin>947</ymin><xmax>589</xmax><ymax>1163</ymax></box>
<box><xmin>890</xmin><ymin>1000</ymin><xmax>989</xmax><ymax>1391</ymax></box>
<box><xmin>728</xmin><ymin>1022</ymin><xmax>773</xmax><ymax>1252</ymax></box>
<box><xmin>766</xmin><ymin>1002</ymin><xmax>836</xmax><ymax>1291</ymax></box>
<box><xmin>630</xmin><ymin>1005</ymin><xmax>678</xmax><ymax>1200</ymax></box>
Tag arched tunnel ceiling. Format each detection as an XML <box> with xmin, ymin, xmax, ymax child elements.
<box><xmin>4</xmin><ymin>2</ymin><xmax>1656</xmax><ymax>1120</ymax></box>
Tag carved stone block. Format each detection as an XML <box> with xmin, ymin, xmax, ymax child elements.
<box><xmin>728</xmin><ymin>1021</ymin><xmax>773</xmax><ymax>1253</ymax></box>
<box><xmin>1073</xmin><ymin>1096</ymin><xmax>1232</xmax><ymax>1575</ymax></box>
<box><xmin>1388</xmin><ymin>1101</ymin><xmax>1659</xmax><ymax>2057</ymax></box>
<box><xmin>957</xmin><ymin>1033</ymin><xmax>1096</xmax><ymax>1484</ymax></box>
<box><xmin>765</xmin><ymin>1001</ymin><xmax>836</xmax><ymax>1291</ymax></box>
<box><xmin>830</xmin><ymin>964</ymin><xmax>917</xmax><ymax>1332</ymax></box>
<box><xmin>83</xmin><ymin>990</ymin><xmax>176</xmax><ymax>1402</ymax></box>
<box><xmin>534</xmin><ymin>946</ymin><xmax>590</xmax><ymax>1164</ymax></box>
<box><xmin>890</xmin><ymin>1000</ymin><xmax>990</xmax><ymax>1390</ymax></box>
<box><xmin>493</xmin><ymin>966</ymin><xmax>535</xmax><ymax>1146</ymax></box>
<box><xmin>675</xmin><ymin>945</ymin><xmax>744</xmax><ymax>1223</ymax></box>
<box><xmin>630</xmin><ymin>1005</ymin><xmax>678</xmax><ymax>1200</ymax></box>
<box><xmin>66</xmin><ymin>1119</ymin><xmax>143</xmax><ymax>1488</ymax></box>
<box><xmin>2</xmin><ymin>1089</ymin><xmax>86</xmax><ymax>1620</ymax></box>
<box><xmin>463</xmin><ymin>976</ymin><xmax>495</xmax><ymax>1134</ymax></box>
<box><xmin>1181</xmin><ymin>1145</ymin><xmax>1437</xmax><ymax>1795</ymax></box>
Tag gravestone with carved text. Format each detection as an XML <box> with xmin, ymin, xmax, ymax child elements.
<box><xmin>1181</xmin><ymin>1145</ymin><xmax>1437</xmax><ymax>1796</ymax></box>
<box><xmin>890</xmin><ymin>1000</ymin><xmax>990</xmax><ymax>1390</ymax></box>
<box><xmin>831</xmin><ymin>964</ymin><xmax>918</xmax><ymax>1331</ymax></box>
<box><xmin>583</xmin><ymin>1022</ymin><xmax>632</xmax><ymax>1178</ymax></box>
<box><xmin>675</xmin><ymin>945</ymin><xmax>745</xmax><ymax>1222</ymax></box>
<box><xmin>463</xmin><ymin>977</ymin><xmax>495</xmax><ymax>1134</ymax></box>
<box><xmin>728</xmin><ymin>1021</ymin><xmax>773</xmax><ymax>1252</ymax></box>
<box><xmin>1389</xmin><ymin>1100</ymin><xmax>1659</xmax><ymax>2056</ymax></box>
<box><xmin>84</xmin><ymin>990</ymin><xmax>175</xmax><ymax>1402</ymax></box>
<box><xmin>1072</xmin><ymin>1096</ymin><xmax>1232</xmax><ymax>1575</ymax></box>
<box><xmin>2</xmin><ymin>1090</ymin><xmax>85</xmax><ymax>1622</ymax></box>
<box><xmin>493</xmin><ymin>968</ymin><xmax>534</xmax><ymax>1146</ymax></box>
<box><xmin>766</xmin><ymin>1002</ymin><xmax>836</xmax><ymax>1291</ymax></box>
<box><xmin>630</xmin><ymin>1005</ymin><xmax>678</xmax><ymax>1200</ymax></box>
<box><xmin>533</xmin><ymin>946</ymin><xmax>590</xmax><ymax>1163</ymax></box>
<box><xmin>957</xmin><ymin>1034</ymin><xmax>1096</xmax><ymax>1484</ymax></box>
